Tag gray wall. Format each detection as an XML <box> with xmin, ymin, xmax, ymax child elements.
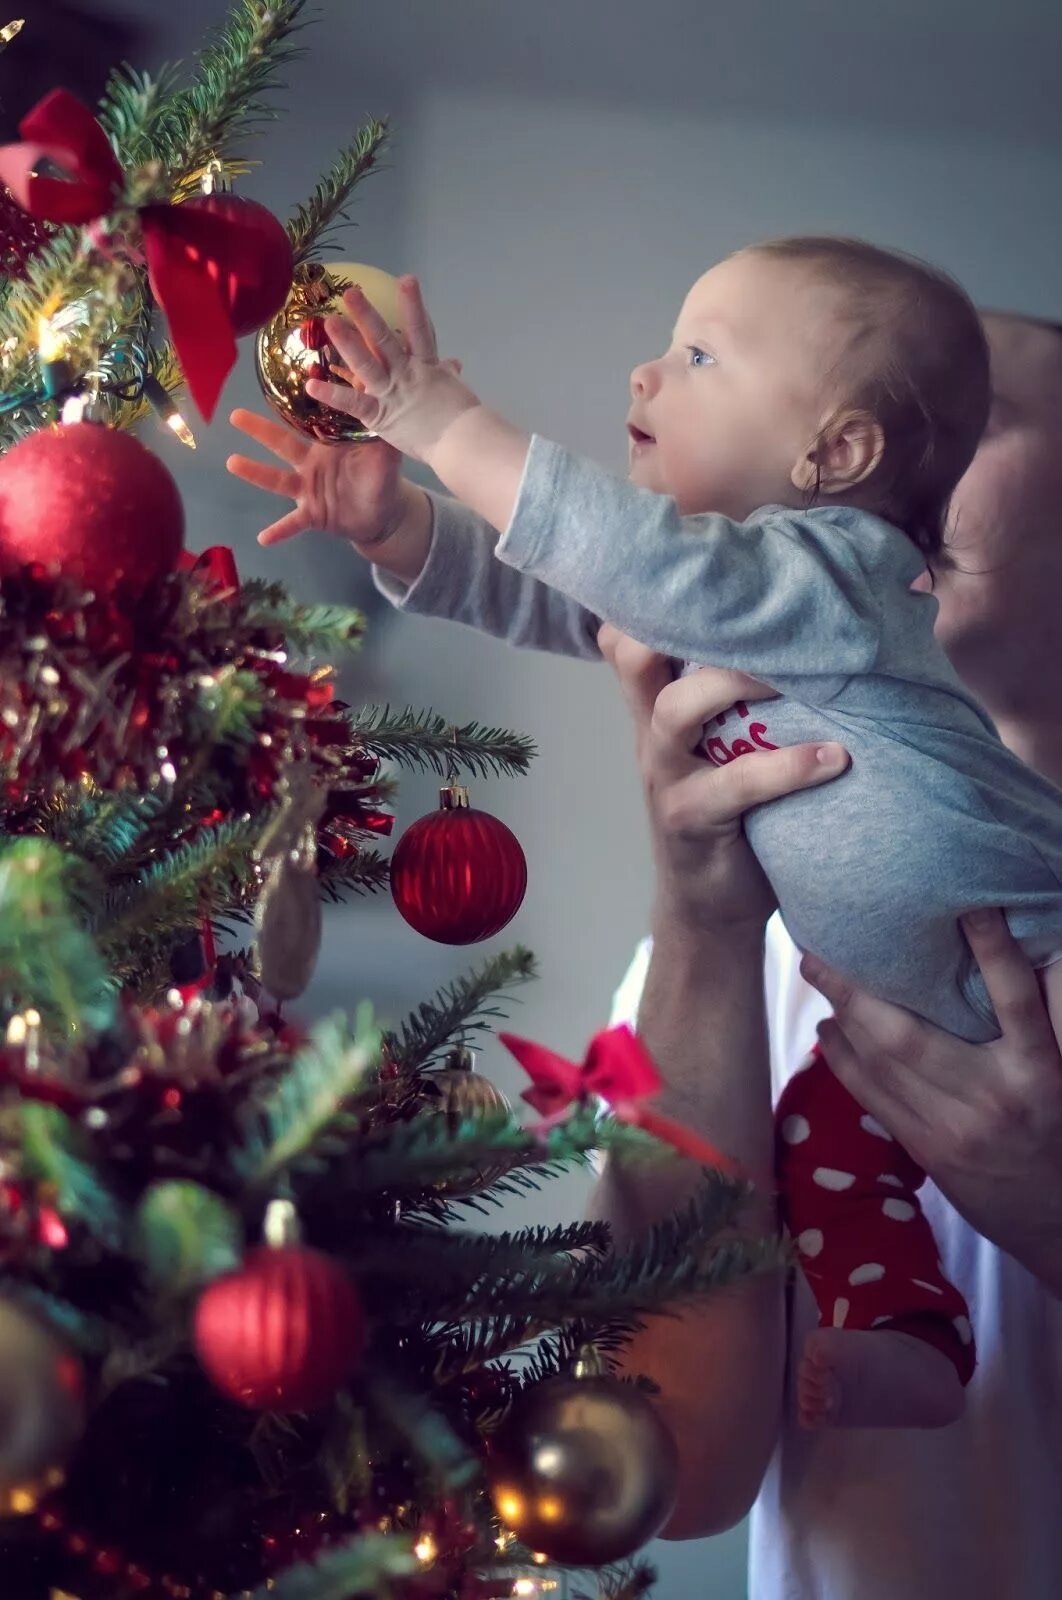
<box><xmin>122</xmin><ymin>2</ymin><xmax>1062</xmax><ymax>1593</ymax></box>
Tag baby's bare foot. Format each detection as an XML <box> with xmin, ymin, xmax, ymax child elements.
<box><xmin>798</xmin><ymin>1327</ymin><xmax>965</xmax><ymax>1430</ymax></box>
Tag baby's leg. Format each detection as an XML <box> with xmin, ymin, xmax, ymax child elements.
<box><xmin>777</xmin><ymin>1044</ymin><xmax>974</xmax><ymax>1430</ymax></box>
<box><xmin>798</xmin><ymin>1325</ymin><xmax>963</xmax><ymax>1430</ymax></box>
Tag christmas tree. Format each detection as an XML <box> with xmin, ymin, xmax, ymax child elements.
<box><xmin>0</xmin><ymin>5</ymin><xmax>783</xmax><ymax>1597</ymax></box>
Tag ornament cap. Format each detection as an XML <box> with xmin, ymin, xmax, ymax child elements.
<box><xmin>263</xmin><ymin>1198</ymin><xmax>301</xmax><ymax>1248</ymax></box>
<box><xmin>439</xmin><ymin>783</ymin><xmax>470</xmax><ymax>810</ymax></box>
<box><xmin>572</xmin><ymin>1344</ymin><xmax>608</xmax><ymax>1381</ymax></box>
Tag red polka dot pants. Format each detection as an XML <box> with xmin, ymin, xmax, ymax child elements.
<box><xmin>775</xmin><ymin>1041</ymin><xmax>976</xmax><ymax>1386</ymax></box>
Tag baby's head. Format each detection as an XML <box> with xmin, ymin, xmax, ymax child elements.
<box><xmin>628</xmin><ymin>235</ymin><xmax>989</xmax><ymax>561</ymax></box>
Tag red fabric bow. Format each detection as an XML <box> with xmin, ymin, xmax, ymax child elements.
<box><xmin>0</xmin><ymin>89</ymin><xmax>268</xmax><ymax>421</ymax></box>
<box><xmin>498</xmin><ymin>1023</ymin><xmax>742</xmax><ymax>1175</ymax></box>
<box><xmin>177</xmin><ymin>544</ymin><xmax>240</xmax><ymax>594</ymax></box>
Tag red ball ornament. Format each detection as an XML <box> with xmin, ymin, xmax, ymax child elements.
<box><xmin>178</xmin><ymin>193</ymin><xmax>294</xmax><ymax>337</ymax></box>
<box><xmin>194</xmin><ymin>1245</ymin><xmax>365</xmax><ymax>1412</ymax></box>
<box><xmin>0</xmin><ymin>422</ymin><xmax>184</xmax><ymax>594</ymax></box>
<box><xmin>390</xmin><ymin>784</ymin><xmax>527</xmax><ymax>944</ymax></box>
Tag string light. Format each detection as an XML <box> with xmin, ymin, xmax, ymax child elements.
<box><xmin>140</xmin><ymin>373</ymin><xmax>196</xmax><ymax>449</ymax></box>
<box><xmin>0</xmin><ymin>19</ymin><xmax>23</xmax><ymax>47</ymax></box>
<box><xmin>413</xmin><ymin>1531</ymin><xmax>437</xmax><ymax>1565</ymax></box>
<box><xmin>37</xmin><ymin>318</ymin><xmax>74</xmax><ymax>401</ymax></box>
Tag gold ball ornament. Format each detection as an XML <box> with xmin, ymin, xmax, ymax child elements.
<box><xmin>254</xmin><ymin>260</ymin><xmax>404</xmax><ymax>443</ymax></box>
<box><xmin>489</xmin><ymin>1372</ymin><xmax>679</xmax><ymax>1565</ymax></box>
<box><xmin>418</xmin><ymin>1046</ymin><xmax>514</xmax><ymax>1196</ymax></box>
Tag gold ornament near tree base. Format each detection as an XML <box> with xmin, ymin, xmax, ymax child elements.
<box><xmin>489</xmin><ymin>1360</ymin><xmax>680</xmax><ymax>1565</ymax></box>
<box><xmin>254</xmin><ymin>260</ymin><xmax>404</xmax><ymax>443</ymax></box>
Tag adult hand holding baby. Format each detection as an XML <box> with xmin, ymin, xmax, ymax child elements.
<box><xmin>598</xmin><ymin>623</ymin><xmax>851</xmax><ymax>933</ymax></box>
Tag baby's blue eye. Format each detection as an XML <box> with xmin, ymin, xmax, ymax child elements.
<box><xmin>687</xmin><ymin>346</ymin><xmax>716</xmax><ymax>368</ymax></box>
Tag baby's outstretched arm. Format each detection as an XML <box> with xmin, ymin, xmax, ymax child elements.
<box><xmin>307</xmin><ymin>276</ymin><xmax>533</xmax><ymax>534</ymax></box>
<box><xmin>318</xmin><ymin>279</ymin><xmax>881</xmax><ymax>685</ymax></box>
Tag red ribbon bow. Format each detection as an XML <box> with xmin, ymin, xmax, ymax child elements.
<box><xmin>498</xmin><ymin>1023</ymin><xmax>742</xmax><ymax>1175</ymax></box>
<box><xmin>0</xmin><ymin>89</ymin><xmax>274</xmax><ymax>421</ymax></box>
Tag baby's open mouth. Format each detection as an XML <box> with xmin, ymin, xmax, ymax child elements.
<box><xmin>627</xmin><ymin>424</ymin><xmax>655</xmax><ymax>443</ymax></box>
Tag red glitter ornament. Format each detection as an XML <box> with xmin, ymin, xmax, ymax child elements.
<box><xmin>390</xmin><ymin>784</ymin><xmax>527</xmax><ymax>944</ymax></box>
<box><xmin>177</xmin><ymin>193</ymin><xmax>294</xmax><ymax>338</ymax></box>
<box><xmin>0</xmin><ymin>422</ymin><xmax>184</xmax><ymax>595</ymax></box>
<box><xmin>193</xmin><ymin>1245</ymin><xmax>365</xmax><ymax>1412</ymax></box>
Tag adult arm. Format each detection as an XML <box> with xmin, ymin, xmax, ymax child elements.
<box><xmin>803</xmin><ymin>914</ymin><xmax>1062</xmax><ymax>1295</ymax></box>
<box><xmin>586</xmin><ymin>628</ymin><xmax>851</xmax><ymax>1538</ymax></box>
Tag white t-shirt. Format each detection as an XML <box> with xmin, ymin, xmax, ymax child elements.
<box><xmin>610</xmin><ymin>915</ymin><xmax>1062</xmax><ymax>1600</ymax></box>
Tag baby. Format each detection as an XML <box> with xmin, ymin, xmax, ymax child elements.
<box><xmin>228</xmin><ymin>237</ymin><xmax>1062</xmax><ymax>1432</ymax></box>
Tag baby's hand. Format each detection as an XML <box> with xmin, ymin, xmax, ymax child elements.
<box><xmin>226</xmin><ymin>409</ymin><xmax>407</xmax><ymax>549</ymax></box>
<box><xmin>306</xmin><ymin>275</ymin><xmax>480</xmax><ymax>464</ymax></box>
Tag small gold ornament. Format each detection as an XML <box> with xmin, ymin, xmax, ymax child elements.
<box><xmin>254</xmin><ymin>260</ymin><xmax>404</xmax><ymax>443</ymax></box>
<box><xmin>417</xmin><ymin>1045</ymin><xmax>513</xmax><ymax>1196</ymax></box>
<box><xmin>0</xmin><ymin>1301</ymin><xmax>84</xmax><ymax>1504</ymax></box>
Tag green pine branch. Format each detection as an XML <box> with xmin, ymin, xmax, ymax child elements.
<box><xmin>351</xmin><ymin>704</ymin><xmax>537</xmax><ymax>780</ymax></box>
<box><xmin>135</xmin><ymin>0</ymin><xmax>314</xmax><ymax>191</ymax></box>
<box><xmin>241</xmin><ymin>1530</ymin><xmax>417</xmax><ymax>1600</ymax></box>
<box><xmin>234</xmin><ymin>1006</ymin><xmax>380</xmax><ymax>1188</ymax></box>
<box><xmin>573</xmin><ymin>1561</ymin><xmax>658</xmax><ymax>1600</ymax></box>
<box><xmin>239</xmin><ymin>580</ymin><xmax>366</xmax><ymax>656</ymax></box>
<box><xmin>0</xmin><ymin>838</ymin><xmax>115</xmax><ymax>1037</ymax></box>
<box><xmin>19</xmin><ymin>1103</ymin><xmax>123</xmax><ymax>1250</ymax></box>
<box><xmin>318</xmin><ymin>847</ymin><xmax>391</xmax><ymax>901</ymax></box>
<box><xmin>286</xmin><ymin>120</ymin><xmax>392</xmax><ymax>264</ymax></box>
<box><xmin>382</xmin><ymin>947</ymin><xmax>537</xmax><ymax>1074</ymax></box>
<box><xmin>89</xmin><ymin>814</ymin><xmax>265</xmax><ymax>968</ymax></box>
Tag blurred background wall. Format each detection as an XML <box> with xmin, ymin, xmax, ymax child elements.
<box><xmin>18</xmin><ymin>1</ymin><xmax>1062</xmax><ymax>1590</ymax></box>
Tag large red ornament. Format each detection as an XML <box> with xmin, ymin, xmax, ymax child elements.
<box><xmin>193</xmin><ymin>1245</ymin><xmax>365</xmax><ymax>1412</ymax></box>
<box><xmin>390</xmin><ymin>784</ymin><xmax>527</xmax><ymax>944</ymax></box>
<box><xmin>178</xmin><ymin>193</ymin><xmax>294</xmax><ymax>338</ymax></box>
<box><xmin>0</xmin><ymin>422</ymin><xmax>184</xmax><ymax>594</ymax></box>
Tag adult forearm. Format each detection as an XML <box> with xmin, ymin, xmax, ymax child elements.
<box><xmin>586</xmin><ymin>907</ymin><xmax>784</xmax><ymax>1538</ymax></box>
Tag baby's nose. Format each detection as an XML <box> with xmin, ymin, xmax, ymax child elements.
<box><xmin>630</xmin><ymin>360</ymin><xmax>655</xmax><ymax>397</ymax></box>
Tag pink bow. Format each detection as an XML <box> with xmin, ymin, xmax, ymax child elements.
<box><xmin>498</xmin><ymin>1023</ymin><xmax>742</xmax><ymax>1174</ymax></box>
<box><xmin>0</xmin><ymin>90</ymin><xmax>283</xmax><ymax>421</ymax></box>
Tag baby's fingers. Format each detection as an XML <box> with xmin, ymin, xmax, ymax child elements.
<box><xmin>306</xmin><ymin>376</ymin><xmax>380</xmax><ymax>424</ymax></box>
<box><xmin>257</xmin><ymin>507</ymin><xmax>312</xmax><ymax>547</ymax></box>
<box><xmin>399</xmin><ymin>275</ymin><xmax>439</xmax><ymax>360</ymax></box>
<box><xmin>228</xmin><ymin>408</ymin><xmax>309</xmax><ymax>467</ymax></box>
<box><xmin>226</xmin><ymin>452</ymin><xmax>302</xmax><ymax>499</ymax></box>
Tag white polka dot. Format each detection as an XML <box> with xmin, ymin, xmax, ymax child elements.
<box><xmin>953</xmin><ymin>1315</ymin><xmax>973</xmax><ymax>1346</ymax></box>
<box><xmin>882</xmin><ymin>1199</ymin><xmax>916</xmax><ymax>1222</ymax></box>
<box><xmin>797</xmin><ymin>1228</ymin><xmax>824</xmax><ymax>1258</ymax></box>
<box><xmin>860</xmin><ymin>1114</ymin><xmax>893</xmax><ymax>1141</ymax></box>
<box><xmin>871</xmin><ymin>1315</ymin><xmax>894</xmax><ymax>1328</ymax></box>
<box><xmin>832</xmin><ymin>1297</ymin><xmax>850</xmax><ymax>1327</ymax></box>
<box><xmin>878</xmin><ymin>1173</ymin><xmax>904</xmax><ymax>1188</ymax></box>
<box><xmin>912</xmin><ymin>1278</ymin><xmax>944</xmax><ymax>1296</ymax></box>
<box><xmin>781</xmin><ymin>1114</ymin><xmax>811</xmax><ymax>1145</ymax></box>
<box><xmin>849</xmin><ymin>1262</ymin><xmax>886</xmax><ymax>1286</ymax></box>
<box><xmin>812</xmin><ymin>1167</ymin><xmax>856</xmax><ymax>1191</ymax></box>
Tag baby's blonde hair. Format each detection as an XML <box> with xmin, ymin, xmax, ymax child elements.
<box><xmin>743</xmin><ymin>236</ymin><xmax>990</xmax><ymax>563</ymax></box>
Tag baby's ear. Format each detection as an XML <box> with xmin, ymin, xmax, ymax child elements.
<box><xmin>791</xmin><ymin>410</ymin><xmax>885</xmax><ymax>496</ymax></box>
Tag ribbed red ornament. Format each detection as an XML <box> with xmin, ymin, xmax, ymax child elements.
<box><xmin>390</xmin><ymin>785</ymin><xmax>527</xmax><ymax>944</ymax></box>
<box><xmin>193</xmin><ymin>1246</ymin><xmax>364</xmax><ymax>1412</ymax></box>
<box><xmin>0</xmin><ymin>422</ymin><xmax>184</xmax><ymax>594</ymax></box>
<box><xmin>178</xmin><ymin>193</ymin><xmax>294</xmax><ymax>337</ymax></box>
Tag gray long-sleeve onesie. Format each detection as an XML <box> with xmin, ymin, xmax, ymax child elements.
<box><xmin>375</xmin><ymin>436</ymin><xmax>1062</xmax><ymax>1042</ymax></box>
